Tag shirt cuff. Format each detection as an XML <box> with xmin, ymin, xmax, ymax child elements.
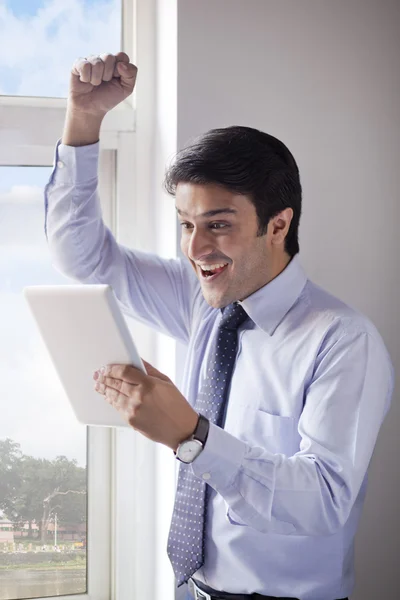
<box><xmin>50</xmin><ymin>138</ymin><xmax>100</xmax><ymax>185</ymax></box>
<box><xmin>190</xmin><ymin>422</ymin><xmax>247</xmax><ymax>491</ymax></box>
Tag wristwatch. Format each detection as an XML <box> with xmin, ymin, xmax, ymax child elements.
<box><xmin>175</xmin><ymin>413</ymin><xmax>210</xmax><ymax>464</ymax></box>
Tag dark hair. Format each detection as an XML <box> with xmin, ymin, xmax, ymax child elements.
<box><xmin>163</xmin><ymin>125</ymin><xmax>302</xmax><ymax>257</ymax></box>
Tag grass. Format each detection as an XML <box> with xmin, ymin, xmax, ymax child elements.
<box><xmin>0</xmin><ymin>559</ymin><xmax>86</xmax><ymax>571</ymax></box>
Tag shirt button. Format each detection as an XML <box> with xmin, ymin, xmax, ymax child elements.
<box><xmin>202</xmin><ymin>473</ymin><xmax>211</xmax><ymax>480</ymax></box>
<box><xmin>57</xmin><ymin>160</ymin><xmax>65</xmax><ymax>168</ymax></box>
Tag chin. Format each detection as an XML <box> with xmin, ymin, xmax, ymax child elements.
<box><xmin>207</xmin><ymin>299</ymin><xmax>226</xmax><ymax>309</ymax></box>
<box><xmin>201</xmin><ymin>288</ymin><xmax>233</xmax><ymax>310</ymax></box>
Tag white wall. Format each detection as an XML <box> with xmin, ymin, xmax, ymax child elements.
<box><xmin>173</xmin><ymin>1</ymin><xmax>400</xmax><ymax>598</ymax></box>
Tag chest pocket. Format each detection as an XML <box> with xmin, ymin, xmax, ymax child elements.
<box><xmin>227</xmin><ymin>406</ymin><xmax>300</xmax><ymax>457</ymax></box>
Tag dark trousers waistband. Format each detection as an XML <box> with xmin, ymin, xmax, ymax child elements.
<box><xmin>190</xmin><ymin>578</ymin><xmax>349</xmax><ymax>600</ymax></box>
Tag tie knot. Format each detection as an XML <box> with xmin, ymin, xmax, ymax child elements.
<box><xmin>219</xmin><ymin>302</ymin><xmax>249</xmax><ymax>330</ymax></box>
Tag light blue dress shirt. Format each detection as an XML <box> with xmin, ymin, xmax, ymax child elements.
<box><xmin>45</xmin><ymin>140</ymin><xmax>394</xmax><ymax>600</ymax></box>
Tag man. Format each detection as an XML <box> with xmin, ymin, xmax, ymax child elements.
<box><xmin>45</xmin><ymin>52</ymin><xmax>394</xmax><ymax>600</ymax></box>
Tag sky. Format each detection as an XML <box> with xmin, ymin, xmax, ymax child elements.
<box><xmin>0</xmin><ymin>167</ymin><xmax>91</xmax><ymax>467</ymax></box>
<box><xmin>0</xmin><ymin>0</ymin><xmax>121</xmax><ymax>468</ymax></box>
<box><xmin>0</xmin><ymin>0</ymin><xmax>121</xmax><ymax>97</ymax></box>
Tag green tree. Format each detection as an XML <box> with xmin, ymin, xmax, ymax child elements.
<box><xmin>0</xmin><ymin>439</ymin><xmax>86</xmax><ymax>543</ymax></box>
<box><xmin>40</xmin><ymin>456</ymin><xmax>86</xmax><ymax>543</ymax></box>
<box><xmin>0</xmin><ymin>438</ymin><xmax>23</xmax><ymax>521</ymax></box>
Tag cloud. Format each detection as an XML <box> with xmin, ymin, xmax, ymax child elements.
<box><xmin>0</xmin><ymin>184</ymin><xmax>43</xmax><ymax>204</ymax></box>
<box><xmin>0</xmin><ymin>0</ymin><xmax>121</xmax><ymax>98</ymax></box>
<box><xmin>1</xmin><ymin>184</ymin><xmax>84</xmax><ymax>465</ymax></box>
<box><xmin>0</xmin><ymin>184</ymin><xmax>47</xmax><ymax>246</ymax></box>
<box><xmin>0</xmin><ymin>291</ymin><xmax>87</xmax><ymax>466</ymax></box>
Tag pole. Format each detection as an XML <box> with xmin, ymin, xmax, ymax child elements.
<box><xmin>54</xmin><ymin>513</ymin><xmax>57</xmax><ymax>548</ymax></box>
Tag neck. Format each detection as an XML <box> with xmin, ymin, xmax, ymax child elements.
<box><xmin>238</xmin><ymin>252</ymin><xmax>293</xmax><ymax>303</ymax></box>
<box><xmin>272</xmin><ymin>252</ymin><xmax>292</xmax><ymax>280</ymax></box>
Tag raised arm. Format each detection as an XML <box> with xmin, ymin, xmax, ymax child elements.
<box><xmin>45</xmin><ymin>53</ymin><xmax>200</xmax><ymax>343</ymax></box>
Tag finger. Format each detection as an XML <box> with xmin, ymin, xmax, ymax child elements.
<box><xmin>94</xmin><ymin>378</ymin><xmax>132</xmax><ymax>406</ymax></box>
<box><xmin>102</xmin><ymin>381</ymin><xmax>141</xmax><ymax>416</ymax></box>
<box><xmin>94</xmin><ymin>378</ymin><xmax>128</xmax><ymax>409</ymax></box>
<box><xmin>99</xmin><ymin>53</ymin><xmax>116</xmax><ymax>82</ymax></box>
<box><xmin>104</xmin><ymin>385</ymin><xmax>126</xmax><ymax>409</ymax></box>
<box><xmin>115</xmin><ymin>61</ymin><xmax>138</xmax><ymax>89</ymax></box>
<box><xmin>86</xmin><ymin>55</ymin><xmax>105</xmax><ymax>86</ymax></box>
<box><xmin>106</xmin><ymin>364</ymin><xmax>148</xmax><ymax>385</ymax></box>
<box><xmin>112</xmin><ymin>51</ymin><xmax>130</xmax><ymax>77</ymax></box>
<box><xmin>141</xmin><ymin>359</ymin><xmax>171</xmax><ymax>382</ymax></box>
<box><xmin>72</xmin><ymin>57</ymin><xmax>92</xmax><ymax>83</ymax></box>
<box><xmin>102</xmin><ymin>376</ymin><xmax>135</xmax><ymax>397</ymax></box>
<box><xmin>115</xmin><ymin>51</ymin><xmax>130</xmax><ymax>63</ymax></box>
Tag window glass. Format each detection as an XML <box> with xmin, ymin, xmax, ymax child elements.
<box><xmin>0</xmin><ymin>0</ymin><xmax>121</xmax><ymax>98</ymax></box>
<box><xmin>0</xmin><ymin>167</ymin><xmax>87</xmax><ymax>599</ymax></box>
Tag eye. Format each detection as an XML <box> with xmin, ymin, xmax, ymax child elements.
<box><xmin>210</xmin><ymin>222</ymin><xmax>229</xmax><ymax>230</ymax></box>
<box><xmin>179</xmin><ymin>222</ymin><xmax>193</xmax><ymax>230</ymax></box>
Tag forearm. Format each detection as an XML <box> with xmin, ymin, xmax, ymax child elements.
<box><xmin>62</xmin><ymin>108</ymin><xmax>105</xmax><ymax>147</ymax></box>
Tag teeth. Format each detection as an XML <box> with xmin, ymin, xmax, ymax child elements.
<box><xmin>199</xmin><ymin>263</ymin><xmax>228</xmax><ymax>271</ymax></box>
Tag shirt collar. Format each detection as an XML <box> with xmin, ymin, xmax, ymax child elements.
<box><xmin>237</xmin><ymin>254</ymin><xmax>308</xmax><ymax>336</ymax></box>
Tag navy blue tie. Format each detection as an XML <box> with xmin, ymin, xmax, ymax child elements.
<box><xmin>167</xmin><ymin>302</ymin><xmax>249</xmax><ymax>586</ymax></box>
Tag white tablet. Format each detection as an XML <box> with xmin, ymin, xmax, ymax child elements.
<box><xmin>23</xmin><ymin>284</ymin><xmax>146</xmax><ymax>428</ymax></box>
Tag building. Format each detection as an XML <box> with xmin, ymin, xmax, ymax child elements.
<box><xmin>0</xmin><ymin>517</ymin><xmax>14</xmax><ymax>544</ymax></box>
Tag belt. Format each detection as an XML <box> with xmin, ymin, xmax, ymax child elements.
<box><xmin>189</xmin><ymin>579</ymin><xmax>299</xmax><ymax>600</ymax></box>
<box><xmin>189</xmin><ymin>579</ymin><xmax>349</xmax><ymax>600</ymax></box>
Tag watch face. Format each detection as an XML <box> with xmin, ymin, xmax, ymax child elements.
<box><xmin>177</xmin><ymin>439</ymin><xmax>203</xmax><ymax>463</ymax></box>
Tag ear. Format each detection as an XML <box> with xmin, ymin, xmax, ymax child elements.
<box><xmin>270</xmin><ymin>208</ymin><xmax>293</xmax><ymax>244</ymax></box>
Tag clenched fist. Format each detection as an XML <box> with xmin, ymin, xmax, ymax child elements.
<box><xmin>68</xmin><ymin>51</ymin><xmax>138</xmax><ymax>117</ymax></box>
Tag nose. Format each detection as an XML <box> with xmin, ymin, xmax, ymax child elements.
<box><xmin>186</xmin><ymin>227</ymin><xmax>215</xmax><ymax>261</ymax></box>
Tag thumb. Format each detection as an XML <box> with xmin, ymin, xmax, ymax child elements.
<box><xmin>141</xmin><ymin>359</ymin><xmax>171</xmax><ymax>382</ymax></box>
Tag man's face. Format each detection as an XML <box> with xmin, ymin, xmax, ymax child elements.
<box><xmin>176</xmin><ymin>183</ymin><xmax>290</xmax><ymax>309</ymax></box>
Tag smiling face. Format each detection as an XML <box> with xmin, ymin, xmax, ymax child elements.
<box><xmin>176</xmin><ymin>182</ymin><xmax>293</xmax><ymax>308</ymax></box>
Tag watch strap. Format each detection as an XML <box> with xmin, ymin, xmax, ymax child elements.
<box><xmin>192</xmin><ymin>413</ymin><xmax>210</xmax><ymax>445</ymax></box>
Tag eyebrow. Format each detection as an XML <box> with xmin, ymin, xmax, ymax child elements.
<box><xmin>176</xmin><ymin>208</ymin><xmax>238</xmax><ymax>218</ymax></box>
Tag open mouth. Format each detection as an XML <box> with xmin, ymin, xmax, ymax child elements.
<box><xmin>198</xmin><ymin>263</ymin><xmax>229</xmax><ymax>281</ymax></box>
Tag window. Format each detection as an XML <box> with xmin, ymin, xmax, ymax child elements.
<box><xmin>0</xmin><ymin>165</ymin><xmax>112</xmax><ymax>600</ymax></box>
<box><xmin>0</xmin><ymin>167</ymin><xmax>89</xmax><ymax>599</ymax></box>
<box><xmin>0</xmin><ymin>2</ymin><xmax>176</xmax><ymax>599</ymax></box>
<box><xmin>0</xmin><ymin>1</ymin><xmax>135</xmax><ymax>599</ymax></box>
